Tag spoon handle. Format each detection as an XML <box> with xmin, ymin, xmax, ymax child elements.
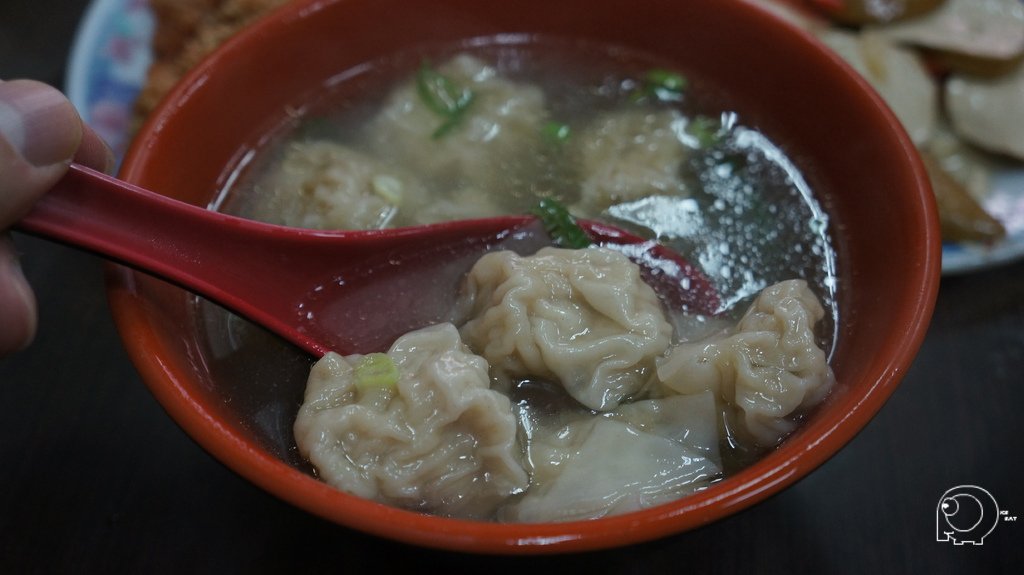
<box><xmin>15</xmin><ymin>163</ymin><xmax>337</xmax><ymax>353</ymax></box>
<box><xmin>18</xmin><ymin>164</ymin><xmax>255</xmax><ymax>296</ymax></box>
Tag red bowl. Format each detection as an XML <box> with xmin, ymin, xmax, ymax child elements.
<box><xmin>113</xmin><ymin>0</ymin><xmax>940</xmax><ymax>554</ymax></box>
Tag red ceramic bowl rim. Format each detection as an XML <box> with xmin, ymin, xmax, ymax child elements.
<box><xmin>111</xmin><ymin>0</ymin><xmax>941</xmax><ymax>554</ymax></box>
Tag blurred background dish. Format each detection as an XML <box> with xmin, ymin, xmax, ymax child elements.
<box><xmin>66</xmin><ymin>0</ymin><xmax>152</xmax><ymax>163</ymax></box>
<box><xmin>788</xmin><ymin>0</ymin><xmax>1024</xmax><ymax>274</ymax></box>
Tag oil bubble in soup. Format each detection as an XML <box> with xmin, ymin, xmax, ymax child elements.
<box><xmin>193</xmin><ymin>36</ymin><xmax>839</xmax><ymax>518</ymax></box>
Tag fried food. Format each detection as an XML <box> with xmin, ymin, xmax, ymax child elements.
<box><xmin>923</xmin><ymin>151</ymin><xmax>1007</xmax><ymax>244</ymax></box>
<box><xmin>134</xmin><ymin>0</ymin><xmax>289</xmax><ymax>126</ymax></box>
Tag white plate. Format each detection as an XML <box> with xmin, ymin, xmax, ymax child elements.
<box><xmin>65</xmin><ymin>0</ymin><xmax>1024</xmax><ymax>274</ymax></box>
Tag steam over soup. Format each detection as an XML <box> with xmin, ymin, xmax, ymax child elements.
<box><xmin>201</xmin><ymin>38</ymin><xmax>839</xmax><ymax>522</ymax></box>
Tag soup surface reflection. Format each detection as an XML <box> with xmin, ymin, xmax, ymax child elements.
<box><xmin>195</xmin><ymin>37</ymin><xmax>839</xmax><ymax>520</ymax></box>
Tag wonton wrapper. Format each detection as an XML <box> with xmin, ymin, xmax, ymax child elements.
<box><xmin>573</xmin><ymin>108</ymin><xmax>692</xmax><ymax>216</ymax></box>
<box><xmin>253</xmin><ymin>140</ymin><xmax>428</xmax><ymax>230</ymax></box>
<box><xmin>409</xmin><ymin>186</ymin><xmax>506</xmax><ymax>225</ymax></box>
<box><xmin>503</xmin><ymin>392</ymin><xmax>721</xmax><ymax>522</ymax></box>
<box><xmin>294</xmin><ymin>323</ymin><xmax>528</xmax><ymax>519</ymax></box>
<box><xmin>459</xmin><ymin>247</ymin><xmax>673</xmax><ymax>411</ymax></box>
<box><xmin>655</xmin><ymin>279</ymin><xmax>834</xmax><ymax>446</ymax></box>
<box><xmin>369</xmin><ymin>54</ymin><xmax>548</xmax><ymax>191</ymax></box>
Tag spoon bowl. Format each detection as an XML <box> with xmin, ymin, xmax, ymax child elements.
<box><xmin>17</xmin><ymin>163</ymin><xmax>717</xmax><ymax>356</ymax></box>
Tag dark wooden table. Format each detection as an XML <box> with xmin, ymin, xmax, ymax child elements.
<box><xmin>1</xmin><ymin>1</ymin><xmax>1021</xmax><ymax>572</ymax></box>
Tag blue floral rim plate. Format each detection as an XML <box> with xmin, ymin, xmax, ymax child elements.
<box><xmin>65</xmin><ymin>0</ymin><xmax>1024</xmax><ymax>275</ymax></box>
<box><xmin>66</xmin><ymin>0</ymin><xmax>152</xmax><ymax>165</ymax></box>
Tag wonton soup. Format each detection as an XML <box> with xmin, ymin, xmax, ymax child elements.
<box><xmin>195</xmin><ymin>37</ymin><xmax>838</xmax><ymax>522</ymax></box>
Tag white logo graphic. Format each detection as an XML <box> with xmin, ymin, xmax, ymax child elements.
<box><xmin>936</xmin><ymin>485</ymin><xmax>1002</xmax><ymax>545</ymax></box>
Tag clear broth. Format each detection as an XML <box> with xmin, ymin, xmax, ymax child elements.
<box><xmin>193</xmin><ymin>36</ymin><xmax>838</xmax><ymax>495</ymax></box>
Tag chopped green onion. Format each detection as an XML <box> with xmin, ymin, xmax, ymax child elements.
<box><xmin>415</xmin><ymin>62</ymin><xmax>475</xmax><ymax>139</ymax></box>
<box><xmin>645</xmin><ymin>69</ymin><xmax>687</xmax><ymax>93</ymax></box>
<box><xmin>531</xmin><ymin>198</ymin><xmax>592</xmax><ymax>249</ymax></box>
<box><xmin>354</xmin><ymin>353</ymin><xmax>400</xmax><ymax>391</ymax></box>
<box><xmin>542</xmin><ymin>121</ymin><xmax>571</xmax><ymax>144</ymax></box>
<box><xmin>630</xmin><ymin>68</ymin><xmax>688</xmax><ymax>103</ymax></box>
<box><xmin>416</xmin><ymin>62</ymin><xmax>472</xmax><ymax>115</ymax></box>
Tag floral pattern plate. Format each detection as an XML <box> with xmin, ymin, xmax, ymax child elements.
<box><xmin>66</xmin><ymin>0</ymin><xmax>1024</xmax><ymax>275</ymax></box>
<box><xmin>66</xmin><ymin>0</ymin><xmax>152</xmax><ymax>164</ymax></box>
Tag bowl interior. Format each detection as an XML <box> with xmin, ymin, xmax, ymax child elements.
<box><xmin>113</xmin><ymin>0</ymin><xmax>940</xmax><ymax>553</ymax></box>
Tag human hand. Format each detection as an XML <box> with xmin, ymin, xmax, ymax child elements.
<box><xmin>1</xmin><ymin>79</ymin><xmax>114</xmax><ymax>356</ymax></box>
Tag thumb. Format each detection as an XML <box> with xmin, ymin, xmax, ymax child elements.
<box><xmin>0</xmin><ymin>79</ymin><xmax>88</xmax><ymax>355</ymax></box>
<box><xmin>0</xmin><ymin>79</ymin><xmax>85</xmax><ymax>229</ymax></box>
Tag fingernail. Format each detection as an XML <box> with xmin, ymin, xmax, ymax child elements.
<box><xmin>0</xmin><ymin>80</ymin><xmax>82</xmax><ymax>168</ymax></box>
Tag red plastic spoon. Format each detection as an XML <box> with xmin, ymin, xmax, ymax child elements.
<box><xmin>16</xmin><ymin>164</ymin><xmax>718</xmax><ymax>356</ymax></box>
